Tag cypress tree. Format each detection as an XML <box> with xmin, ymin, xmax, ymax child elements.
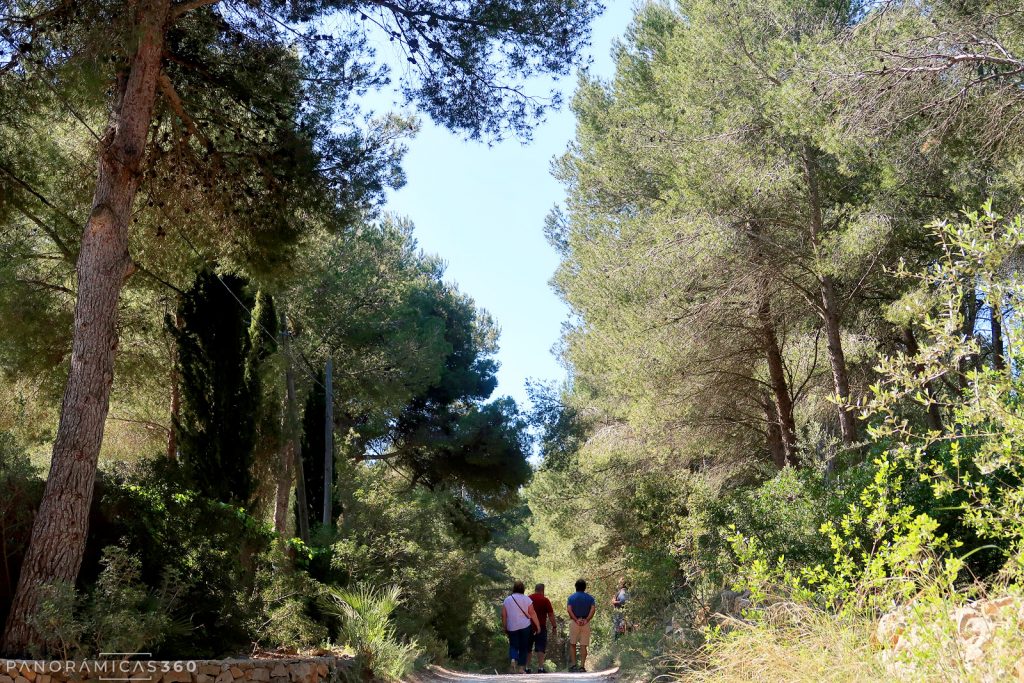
<box><xmin>171</xmin><ymin>270</ymin><xmax>268</xmax><ymax>506</ymax></box>
<box><xmin>297</xmin><ymin>377</ymin><xmax>326</xmax><ymax>533</ymax></box>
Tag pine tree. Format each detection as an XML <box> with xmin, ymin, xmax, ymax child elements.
<box><xmin>3</xmin><ymin>0</ymin><xmax>598</xmax><ymax>649</ymax></box>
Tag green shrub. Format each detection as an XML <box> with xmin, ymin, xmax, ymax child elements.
<box><xmin>0</xmin><ymin>431</ymin><xmax>43</xmax><ymax>627</ymax></box>
<box><xmin>324</xmin><ymin>470</ymin><xmax>497</xmax><ymax>659</ymax></box>
<box><xmin>87</xmin><ymin>459</ymin><xmax>276</xmax><ymax>656</ymax></box>
<box><xmin>25</xmin><ymin>545</ymin><xmax>183</xmax><ymax>659</ymax></box>
<box><xmin>89</xmin><ymin>545</ymin><xmax>184</xmax><ymax>654</ymax></box>
<box><xmin>323</xmin><ymin>585</ymin><xmax>420</xmax><ymax>681</ymax></box>
<box><xmin>248</xmin><ymin>554</ymin><xmax>331</xmax><ymax>650</ymax></box>
<box><xmin>23</xmin><ymin>581</ymin><xmax>84</xmax><ymax>660</ymax></box>
<box><xmin>727</xmin><ymin>468</ymin><xmax>833</xmax><ymax>571</ymax></box>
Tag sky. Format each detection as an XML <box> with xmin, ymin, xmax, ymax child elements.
<box><xmin>367</xmin><ymin>1</ymin><xmax>635</xmax><ymax>409</ymax></box>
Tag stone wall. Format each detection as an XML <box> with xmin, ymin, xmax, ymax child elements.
<box><xmin>0</xmin><ymin>657</ymin><xmax>351</xmax><ymax>683</ymax></box>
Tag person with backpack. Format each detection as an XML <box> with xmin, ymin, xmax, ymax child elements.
<box><xmin>566</xmin><ymin>578</ymin><xmax>596</xmax><ymax>672</ymax></box>
<box><xmin>502</xmin><ymin>580</ymin><xmax>541</xmax><ymax>674</ymax></box>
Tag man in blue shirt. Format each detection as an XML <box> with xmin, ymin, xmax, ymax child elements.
<box><xmin>566</xmin><ymin>578</ymin><xmax>596</xmax><ymax>672</ymax></box>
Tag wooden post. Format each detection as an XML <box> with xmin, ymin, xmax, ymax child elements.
<box><xmin>323</xmin><ymin>357</ymin><xmax>334</xmax><ymax>526</ymax></box>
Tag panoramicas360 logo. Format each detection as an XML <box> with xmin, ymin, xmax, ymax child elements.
<box><xmin>3</xmin><ymin>655</ymin><xmax>198</xmax><ymax>681</ymax></box>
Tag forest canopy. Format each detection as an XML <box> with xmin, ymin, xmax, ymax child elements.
<box><xmin>6</xmin><ymin>0</ymin><xmax>1024</xmax><ymax>680</ymax></box>
<box><xmin>0</xmin><ymin>0</ymin><xmax>596</xmax><ymax>662</ymax></box>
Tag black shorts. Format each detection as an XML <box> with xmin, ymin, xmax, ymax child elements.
<box><xmin>530</xmin><ymin>628</ymin><xmax>548</xmax><ymax>653</ymax></box>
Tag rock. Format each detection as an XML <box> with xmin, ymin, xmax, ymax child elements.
<box><xmin>197</xmin><ymin>675</ymin><xmax>211</xmax><ymax>683</ymax></box>
<box><xmin>22</xmin><ymin>670</ymin><xmax>36</xmax><ymax>681</ymax></box>
<box><xmin>1</xmin><ymin>674</ymin><xmax>14</xmax><ymax>683</ymax></box>
<box><xmin>711</xmin><ymin>589</ymin><xmax>751</xmax><ymax>617</ymax></box>
<box><xmin>271</xmin><ymin>676</ymin><xmax>289</xmax><ymax>683</ymax></box>
<box><xmin>954</xmin><ymin>605</ymin><xmax>995</xmax><ymax>662</ymax></box>
<box><xmin>214</xmin><ymin>671</ymin><xmax>233</xmax><ymax>683</ymax></box>
<box><xmin>315</xmin><ymin>666</ymin><xmax>327</xmax><ymax>678</ymax></box>
<box><xmin>16</xmin><ymin>676</ymin><xmax>31</xmax><ymax>683</ymax></box>
<box><xmin>162</xmin><ymin>671</ymin><xmax>191</xmax><ymax>683</ymax></box>
<box><xmin>198</xmin><ymin>667</ymin><xmax>221</xmax><ymax>677</ymax></box>
<box><xmin>978</xmin><ymin>596</ymin><xmax>1018</xmax><ymax>618</ymax></box>
<box><xmin>269</xmin><ymin>667</ymin><xmax>287</xmax><ymax>679</ymax></box>
<box><xmin>247</xmin><ymin>670</ymin><xmax>269</xmax><ymax>682</ymax></box>
<box><xmin>38</xmin><ymin>675</ymin><xmax>51</xmax><ymax>683</ymax></box>
<box><xmin>228</xmin><ymin>669</ymin><xmax>243</xmax><ymax>679</ymax></box>
<box><xmin>872</xmin><ymin>610</ymin><xmax>906</xmax><ymax>649</ymax></box>
<box><xmin>962</xmin><ymin>642</ymin><xmax>986</xmax><ymax>664</ymax></box>
<box><xmin>289</xmin><ymin>664</ymin><xmax>310</xmax><ymax>682</ymax></box>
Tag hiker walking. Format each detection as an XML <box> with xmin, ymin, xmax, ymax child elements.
<box><xmin>566</xmin><ymin>578</ymin><xmax>596</xmax><ymax>672</ymax></box>
<box><xmin>611</xmin><ymin>577</ymin><xmax>629</xmax><ymax>640</ymax></box>
<box><xmin>502</xmin><ymin>580</ymin><xmax>541</xmax><ymax>674</ymax></box>
<box><xmin>525</xmin><ymin>583</ymin><xmax>557</xmax><ymax>673</ymax></box>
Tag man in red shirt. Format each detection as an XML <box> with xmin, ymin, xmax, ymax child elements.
<box><xmin>526</xmin><ymin>583</ymin><xmax>557</xmax><ymax>673</ymax></box>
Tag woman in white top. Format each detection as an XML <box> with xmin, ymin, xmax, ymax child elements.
<box><xmin>502</xmin><ymin>580</ymin><xmax>540</xmax><ymax>673</ymax></box>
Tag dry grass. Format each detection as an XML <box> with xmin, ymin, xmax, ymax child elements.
<box><xmin>658</xmin><ymin>591</ymin><xmax>1024</xmax><ymax>683</ymax></box>
<box><xmin>663</xmin><ymin>602</ymin><xmax>884</xmax><ymax>683</ymax></box>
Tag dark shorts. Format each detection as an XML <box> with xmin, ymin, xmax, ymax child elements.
<box><xmin>530</xmin><ymin>628</ymin><xmax>548</xmax><ymax>653</ymax></box>
<box><xmin>507</xmin><ymin>627</ymin><xmax>531</xmax><ymax>665</ymax></box>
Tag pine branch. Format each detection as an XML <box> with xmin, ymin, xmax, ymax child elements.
<box><xmin>170</xmin><ymin>0</ymin><xmax>221</xmax><ymax>21</ymax></box>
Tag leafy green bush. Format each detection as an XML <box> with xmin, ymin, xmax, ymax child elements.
<box><xmin>324</xmin><ymin>469</ymin><xmax>497</xmax><ymax>658</ymax></box>
<box><xmin>248</xmin><ymin>555</ymin><xmax>331</xmax><ymax>651</ymax></box>
<box><xmin>0</xmin><ymin>431</ymin><xmax>43</xmax><ymax>627</ymax></box>
<box><xmin>323</xmin><ymin>585</ymin><xmax>419</xmax><ymax>681</ymax></box>
<box><xmin>22</xmin><ymin>581</ymin><xmax>83</xmax><ymax>660</ymax></box>
<box><xmin>727</xmin><ymin>468</ymin><xmax>833</xmax><ymax>571</ymax></box>
<box><xmin>89</xmin><ymin>545</ymin><xmax>184</xmax><ymax>654</ymax></box>
<box><xmin>25</xmin><ymin>545</ymin><xmax>183</xmax><ymax>659</ymax></box>
<box><xmin>87</xmin><ymin>459</ymin><xmax>276</xmax><ymax>656</ymax></box>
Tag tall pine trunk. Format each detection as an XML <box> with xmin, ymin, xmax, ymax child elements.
<box><xmin>804</xmin><ymin>145</ymin><xmax>858</xmax><ymax>448</ymax></box>
<box><xmin>274</xmin><ymin>313</ymin><xmax>305</xmax><ymax>539</ymax></box>
<box><xmin>819</xmin><ymin>282</ymin><xmax>857</xmax><ymax>445</ymax></box>
<box><xmin>759</xmin><ymin>300</ymin><xmax>799</xmax><ymax>467</ymax></box>
<box><xmin>167</xmin><ymin>311</ymin><xmax>183</xmax><ymax>460</ymax></box>
<box><xmin>282</xmin><ymin>325</ymin><xmax>310</xmax><ymax>542</ymax></box>
<box><xmin>764</xmin><ymin>399</ymin><xmax>787</xmax><ymax>469</ymax></box>
<box><xmin>1</xmin><ymin>0</ymin><xmax>169</xmax><ymax>653</ymax></box>
<box><xmin>991</xmin><ymin>302</ymin><xmax>1006</xmax><ymax>372</ymax></box>
<box><xmin>273</xmin><ymin>436</ymin><xmax>295</xmax><ymax>537</ymax></box>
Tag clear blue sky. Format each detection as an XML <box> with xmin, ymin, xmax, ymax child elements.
<box><xmin>368</xmin><ymin>1</ymin><xmax>635</xmax><ymax>409</ymax></box>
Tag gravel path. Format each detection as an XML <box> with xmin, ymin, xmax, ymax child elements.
<box><xmin>414</xmin><ymin>666</ymin><xmax>619</xmax><ymax>683</ymax></box>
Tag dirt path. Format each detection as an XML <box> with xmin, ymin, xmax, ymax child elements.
<box><xmin>413</xmin><ymin>665</ymin><xmax>619</xmax><ymax>683</ymax></box>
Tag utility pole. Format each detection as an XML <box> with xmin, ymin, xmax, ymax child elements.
<box><xmin>323</xmin><ymin>357</ymin><xmax>334</xmax><ymax>527</ymax></box>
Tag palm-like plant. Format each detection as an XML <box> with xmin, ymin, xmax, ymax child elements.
<box><xmin>323</xmin><ymin>585</ymin><xmax>419</xmax><ymax>681</ymax></box>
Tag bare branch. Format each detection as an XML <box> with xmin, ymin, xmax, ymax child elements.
<box><xmin>15</xmin><ymin>278</ymin><xmax>74</xmax><ymax>296</ymax></box>
<box><xmin>10</xmin><ymin>197</ymin><xmax>76</xmax><ymax>262</ymax></box>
